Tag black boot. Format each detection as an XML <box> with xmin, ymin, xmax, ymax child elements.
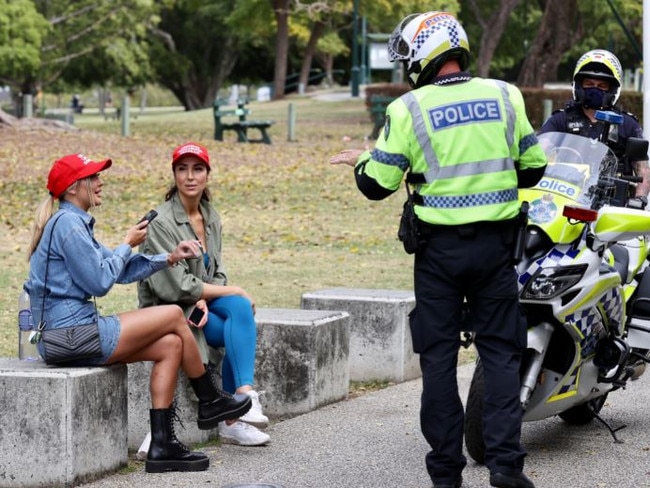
<box><xmin>189</xmin><ymin>370</ymin><xmax>252</xmax><ymax>430</ymax></box>
<box><xmin>145</xmin><ymin>406</ymin><xmax>210</xmax><ymax>473</ymax></box>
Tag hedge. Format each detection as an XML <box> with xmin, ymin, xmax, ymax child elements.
<box><xmin>364</xmin><ymin>83</ymin><xmax>643</xmax><ymax>131</ymax></box>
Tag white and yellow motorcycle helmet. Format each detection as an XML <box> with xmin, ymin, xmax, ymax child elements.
<box><xmin>387</xmin><ymin>11</ymin><xmax>470</xmax><ymax>89</ymax></box>
<box><xmin>572</xmin><ymin>49</ymin><xmax>623</xmax><ymax>108</ymax></box>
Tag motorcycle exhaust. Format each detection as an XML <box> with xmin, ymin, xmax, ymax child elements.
<box><xmin>521</xmin><ymin>322</ymin><xmax>554</xmax><ymax>408</ymax></box>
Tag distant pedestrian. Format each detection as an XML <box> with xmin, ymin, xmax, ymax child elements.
<box><xmin>330</xmin><ymin>11</ymin><xmax>546</xmax><ymax>488</ymax></box>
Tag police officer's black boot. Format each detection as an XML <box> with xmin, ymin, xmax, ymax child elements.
<box><xmin>189</xmin><ymin>370</ymin><xmax>252</xmax><ymax>430</ymax></box>
<box><xmin>145</xmin><ymin>406</ymin><xmax>210</xmax><ymax>473</ymax></box>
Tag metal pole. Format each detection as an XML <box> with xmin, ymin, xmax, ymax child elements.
<box><xmin>642</xmin><ymin>0</ymin><xmax>650</xmax><ymax>137</ymax></box>
<box><xmin>350</xmin><ymin>0</ymin><xmax>360</xmax><ymax>97</ymax></box>
<box><xmin>22</xmin><ymin>94</ymin><xmax>33</xmax><ymax>118</ymax></box>
<box><xmin>543</xmin><ymin>99</ymin><xmax>553</xmax><ymax>124</ymax></box>
<box><xmin>288</xmin><ymin>103</ymin><xmax>296</xmax><ymax>142</ymax></box>
<box><xmin>121</xmin><ymin>95</ymin><xmax>130</xmax><ymax>137</ymax></box>
<box><xmin>360</xmin><ymin>17</ymin><xmax>367</xmax><ymax>85</ymax></box>
<box><xmin>605</xmin><ymin>0</ymin><xmax>642</xmax><ymax>62</ymax></box>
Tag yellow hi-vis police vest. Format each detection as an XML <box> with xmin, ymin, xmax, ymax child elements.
<box><xmin>358</xmin><ymin>78</ymin><xmax>546</xmax><ymax>226</ymax></box>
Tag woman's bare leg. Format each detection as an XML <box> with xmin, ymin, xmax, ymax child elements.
<box><xmin>109</xmin><ymin>304</ymin><xmax>204</xmax><ymax>377</ymax></box>
<box><xmin>106</xmin><ymin>305</ymin><xmax>205</xmax><ymax>407</ymax></box>
<box><xmin>108</xmin><ymin>304</ymin><xmax>251</xmax><ymax>427</ymax></box>
<box><xmin>123</xmin><ymin>333</ymin><xmax>183</xmax><ymax>408</ymax></box>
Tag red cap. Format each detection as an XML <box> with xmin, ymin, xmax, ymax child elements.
<box><xmin>47</xmin><ymin>154</ymin><xmax>112</xmax><ymax>198</ymax></box>
<box><xmin>172</xmin><ymin>142</ymin><xmax>210</xmax><ymax>168</ymax></box>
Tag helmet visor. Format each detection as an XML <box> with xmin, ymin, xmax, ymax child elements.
<box><xmin>388</xmin><ymin>13</ymin><xmax>420</xmax><ymax>61</ymax></box>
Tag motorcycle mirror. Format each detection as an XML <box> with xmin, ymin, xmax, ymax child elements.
<box><xmin>563</xmin><ymin>205</ymin><xmax>598</xmax><ymax>222</ymax></box>
<box><xmin>625</xmin><ymin>137</ymin><xmax>649</xmax><ymax>162</ymax></box>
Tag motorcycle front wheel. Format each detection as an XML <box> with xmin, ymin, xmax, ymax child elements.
<box><xmin>557</xmin><ymin>394</ymin><xmax>608</xmax><ymax>425</ymax></box>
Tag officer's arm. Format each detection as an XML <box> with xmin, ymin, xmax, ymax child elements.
<box><xmin>353</xmin><ymin>100</ymin><xmax>410</xmax><ymax>200</ymax></box>
<box><xmin>627</xmin><ymin>118</ymin><xmax>650</xmax><ymax>199</ymax></box>
<box><xmin>354</xmin><ymin>158</ymin><xmax>396</xmax><ymax>200</ymax></box>
<box><xmin>632</xmin><ymin>160</ymin><xmax>650</xmax><ymax>198</ymax></box>
<box><xmin>508</xmin><ymin>85</ymin><xmax>548</xmax><ymax>188</ymax></box>
<box><xmin>516</xmin><ymin>165</ymin><xmax>546</xmax><ymax>188</ymax></box>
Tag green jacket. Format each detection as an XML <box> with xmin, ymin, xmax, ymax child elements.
<box><xmin>137</xmin><ymin>192</ymin><xmax>227</xmax><ymax>362</ymax></box>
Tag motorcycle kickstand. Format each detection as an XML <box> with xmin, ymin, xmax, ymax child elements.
<box><xmin>591</xmin><ymin>411</ymin><xmax>627</xmax><ymax>444</ymax></box>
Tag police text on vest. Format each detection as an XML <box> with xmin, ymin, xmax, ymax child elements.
<box><xmin>428</xmin><ymin>100</ymin><xmax>502</xmax><ymax>130</ymax></box>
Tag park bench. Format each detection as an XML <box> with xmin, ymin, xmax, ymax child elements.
<box><xmin>213</xmin><ymin>98</ymin><xmax>274</xmax><ymax>144</ymax></box>
<box><xmin>43</xmin><ymin>112</ymin><xmax>74</xmax><ymax>124</ymax></box>
<box><xmin>368</xmin><ymin>94</ymin><xmax>395</xmax><ymax>139</ymax></box>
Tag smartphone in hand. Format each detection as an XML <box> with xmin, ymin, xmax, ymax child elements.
<box><xmin>138</xmin><ymin>209</ymin><xmax>158</xmax><ymax>224</ymax></box>
<box><xmin>188</xmin><ymin>307</ymin><xmax>205</xmax><ymax>326</ymax></box>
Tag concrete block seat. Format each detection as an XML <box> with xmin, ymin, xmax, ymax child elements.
<box><xmin>0</xmin><ymin>359</ymin><xmax>127</xmax><ymax>487</ymax></box>
<box><xmin>254</xmin><ymin>308</ymin><xmax>350</xmax><ymax>419</ymax></box>
<box><xmin>127</xmin><ymin>362</ymin><xmax>216</xmax><ymax>450</ymax></box>
<box><xmin>127</xmin><ymin>307</ymin><xmax>350</xmax><ymax>447</ymax></box>
<box><xmin>301</xmin><ymin>288</ymin><xmax>419</xmax><ymax>383</ymax></box>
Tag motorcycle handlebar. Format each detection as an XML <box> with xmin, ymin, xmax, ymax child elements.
<box><xmin>620</xmin><ymin>175</ymin><xmax>644</xmax><ymax>183</ymax></box>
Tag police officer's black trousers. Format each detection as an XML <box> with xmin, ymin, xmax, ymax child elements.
<box><xmin>410</xmin><ymin>222</ymin><xmax>527</xmax><ymax>484</ymax></box>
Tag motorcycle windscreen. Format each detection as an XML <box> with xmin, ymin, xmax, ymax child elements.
<box><xmin>520</xmin><ymin>162</ymin><xmax>590</xmax><ymax>244</ymax></box>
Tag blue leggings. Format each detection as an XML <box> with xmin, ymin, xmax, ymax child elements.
<box><xmin>202</xmin><ymin>295</ymin><xmax>257</xmax><ymax>394</ymax></box>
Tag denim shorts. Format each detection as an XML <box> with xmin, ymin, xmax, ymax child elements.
<box><xmin>96</xmin><ymin>314</ymin><xmax>121</xmax><ymax>364</ymax></box>
<box><xmin>37</xmin><ymin>314</ymin><xmax>121</xmax><ymax>366</ymax></box>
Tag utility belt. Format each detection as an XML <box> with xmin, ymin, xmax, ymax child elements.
<box><xmin>398</xmin><ymin>171</ymin><xmax>529</xmax><ymax>261</ymax></box>
<box><xmin>418</xmin><ymin>218</ymin><xmax>517</xmax><ymax>239</ymax></box>
<box><xmin>416</xmin><ymin>202</ymin><xmax>529</xmax><ymax>264</ymax></box>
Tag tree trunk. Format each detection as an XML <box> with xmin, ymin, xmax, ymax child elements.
<box><xmin>517</xmin><ymin>0</ymin><xmax>581</xmax><ymax>87</ymax></box>
<box><xmin>473</xmin><ymin>0</ymin><xmax>523</xmax><ymax>78</ymax></box>
<box><xmin>272</xmin><ymin>0</ymin><xmax>290</xmax><ymax>100</ymax></box>
<box><xmin>299</xmin><ymin>20</ymin><xmax>326</xmax><ymax>94</ymax></box>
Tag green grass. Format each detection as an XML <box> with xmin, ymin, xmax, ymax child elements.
<box><xmin>0</xmin><ymin>89</ymin><xmax>414</xmax><ymax>358</ymax></box>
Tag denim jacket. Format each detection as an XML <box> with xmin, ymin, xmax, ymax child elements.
<box><xmin>25</xmin><ymin>201</ymin><xmax>168</xmax><ymax>329</ymax></box>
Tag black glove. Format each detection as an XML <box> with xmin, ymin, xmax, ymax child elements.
<box><xmin>627</xmin><ymin>196</ymin><xmax>648</xmax><ymax>210</ymax></box>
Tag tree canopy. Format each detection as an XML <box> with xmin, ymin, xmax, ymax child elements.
<box><xmin>0</xmin><ymin>0</ymin><xmax>643</xmax><ymax>110</ymax></box>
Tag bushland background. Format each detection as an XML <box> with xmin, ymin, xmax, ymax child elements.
<box><xmin>0</xmin><ymin>90</ymin><xmax>413</xmax><ymax>358</ymax></box>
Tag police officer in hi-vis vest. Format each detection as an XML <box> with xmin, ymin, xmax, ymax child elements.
<box><xmin>539</xmin><ymin>49</ymin><xmax>650</xmax><ymax>210</ymax></box>
<box><xmin>330</xmin><ymin>12</ymin><xmax>546</xmax><ymax>488</ymax></box>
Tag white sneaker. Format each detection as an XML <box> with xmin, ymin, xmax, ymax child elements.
<box><xmin>238</xmin><ymin>390</ymin><xmax>269</xmax><ymax>429</ymax></box>
<box><xmin>218</xmin><ymin>421</ymin><xmax>270</xmax><ymax>446</ymax></box>
<box><xmin>136</xmin><ymin>431</ymin><xmax>151</xmax><ymax>460</ymax></box>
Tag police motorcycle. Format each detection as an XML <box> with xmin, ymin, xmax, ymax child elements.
<box><xmin>463</xmin><ymin>120</ymin><xmax>650</xmax><ymax>465</ymax></box>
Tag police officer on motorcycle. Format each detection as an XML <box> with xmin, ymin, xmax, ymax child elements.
<box><xmin>539</xmin><ymin>49</ymin><xmax>650</xmax><ymax>209</ymax></box>
<box><xmin>330</xmin><ymin>11</ymin><xmax>547</xmax><ymax>488</ymax></box>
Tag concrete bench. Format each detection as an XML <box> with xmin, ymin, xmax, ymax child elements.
<box><xmin>127</xmin><ymin>362</ymin><xmax>216</xmax><ymax>450</ymax></box>
<box><xmin>301</xmin><ymin>288</ymin><xmax>420</xmax><ymax>383</ymax></box>
<box><xmin>127</xmin><ymin>308</ymin><xmax>350</xmax><ymax>447</ymax></box>
<box><xmin>254</xmin><ymin>308</ymin><xmax>350</xmax><ymax>419</ymax></box>
<box><xmin>0</xmin><ymin>359</ymin><xmax>127</xmax><ymax>487</ymax></box>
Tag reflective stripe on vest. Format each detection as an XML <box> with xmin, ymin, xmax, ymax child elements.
<box><xmin>401</xmin><ymin>81</ymin><xmax>516</xmax><ymax>185</ymax></box>
<box><xmin>421</xmin><ymin>188</ymin><xmax>518</xmax><ymax>209</ymax></box>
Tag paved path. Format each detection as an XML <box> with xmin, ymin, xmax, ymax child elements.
<box><xmin>79</xmin><ymin>363</ymin><xmax>650</xmax><ymax>488</ymax></box>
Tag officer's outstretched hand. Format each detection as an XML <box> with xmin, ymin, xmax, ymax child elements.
<box><xmin>329</xmin><ymin>149</ymin><xmax>364</xmax><ymax>167</ymax></box>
